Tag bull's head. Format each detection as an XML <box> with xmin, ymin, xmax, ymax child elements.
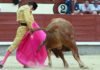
<box><xmin>32</xmin><ymin>25</ymin><xmax>59</xmax><ymax>52</ymax></box>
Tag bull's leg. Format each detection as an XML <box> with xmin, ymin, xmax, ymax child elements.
<box><xmin>60</xmin><ymin>31</ymin><xmax>88</xmax><ymax>69</ymax></box>
<box><xmin>66</xmin><ymin>41</ymin><xmax>88</xmax><ymax>69</ymax></box>
<box><xmin>47</xmin><ymin>49</ymin><xmax>52</xmax><ymax>67</ymax></box>
<box><xmin>57</xmin><ymin>50</ymin><xmax>68</xmax><ymax>68</ymax></box>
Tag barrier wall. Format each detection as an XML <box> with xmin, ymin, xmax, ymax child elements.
<box><xmin>0</xmin><ymin>0</ymin><xmax>92</xmax><ymax>3</ymax></box>
<box><xmin>0</xmin><ymin>13</ymin><xmax>100</xmax><ymax>41</ymax></box>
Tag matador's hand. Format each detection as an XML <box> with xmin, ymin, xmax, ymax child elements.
<box><xmin>30</xmin><ymin>29</ymin><xmax>34</xmax><ymax>34</ymax></box>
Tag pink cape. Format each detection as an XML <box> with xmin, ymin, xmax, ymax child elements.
<box><xmin>16</xmin><ymin>22</ymin><xmax>47</xmax><ymax>67</ymax></box>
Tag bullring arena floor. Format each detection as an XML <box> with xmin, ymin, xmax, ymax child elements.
<box><xmin>0</xmin><ymin>55</ymin><xmax>100</xmax><ymax>70</ymax></box>
<box><xmin>0</xmin><ymin>43</ymin><xmax>100</xmax><ymax>70</ymax></box>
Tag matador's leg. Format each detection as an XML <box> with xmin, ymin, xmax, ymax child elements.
<box><xmin>0</xmin><ymin>26</ymin><xmax>27</xmax><ymax>68</ymax></box>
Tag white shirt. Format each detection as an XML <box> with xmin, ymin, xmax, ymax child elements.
<box><xmin>81</xmin><ymin>4</ymin><xmax>92</xmax><ymax>12</ymax></box>
<box><xmin>91</xmin><ymin>4</ymin><xmax>100</xmax><ymax>11</ymax></box>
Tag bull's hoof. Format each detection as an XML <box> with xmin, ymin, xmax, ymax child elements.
<box><xmin>48</xmin><ymin>63</ymin><xmax>52</xmax><ymax>67</ymax></box>
<box><xmin>64</xmin><ymin>64</ymin><xmax>69</xmax><ymax>68</ymax></box>
<box><xmin>80</xmin><ymin>65</ymin><xmax>88</xmax><ymax>69</ymax></box>
<box><xmin>64</xmin><ymin>65</ymin><xmax>68</xmax><ymax>68</ymax></box>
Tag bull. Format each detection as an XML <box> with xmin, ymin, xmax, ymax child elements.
<box><xmin>35</xmin><ymin>18</ymin><xmax>88</xmax><ymax>69</ymax></box>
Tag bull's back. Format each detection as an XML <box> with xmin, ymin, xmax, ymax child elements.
<box><xmin>48</xmin><ymin>18</ymin><xmax>74</xmax><ymax>34</ymax></box>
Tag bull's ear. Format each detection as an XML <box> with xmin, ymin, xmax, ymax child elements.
<box><xmin>12</xmin><ymin>0</ymin><xmax>19</xmax><ymax>5</ymax></box>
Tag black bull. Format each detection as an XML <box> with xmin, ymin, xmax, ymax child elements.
<box><xmin>34</xmin><ymin>18</ymin><xmax>88</xmax><ymax>68</ymax></box>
